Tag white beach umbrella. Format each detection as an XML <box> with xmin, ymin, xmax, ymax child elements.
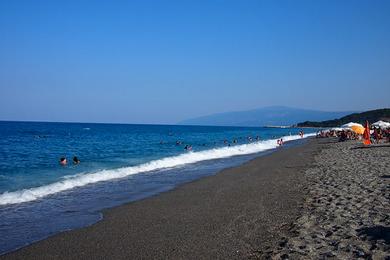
<box><xmin>372</xmin><ymin>120</ymin><xmax>390</xmax><ymax>129</ymax></box>
<box><xmin>340</xmin><ymin>122</ymin><xmax>364</xmax><ymax>129</ymax></box>
<box><xmin>330</xmin><ymin>127</ymin><xmax>345</xmax><ymax>131</ymax></box>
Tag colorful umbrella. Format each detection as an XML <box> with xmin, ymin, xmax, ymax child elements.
<box><xmin>351</xmin><ymin>125</ymin><xmax>365</xmax><ymax>134</ymax></box>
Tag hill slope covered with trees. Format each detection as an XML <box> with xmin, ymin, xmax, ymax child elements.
<box><xmin>296</xmin><ymin>108</ymin><xmax>390</xmax><ymax>127</ymax></box>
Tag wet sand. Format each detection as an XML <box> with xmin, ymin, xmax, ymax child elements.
<box><xmin>2</xmin><ymin>139</ymin><xmax>320</xmax><ymax>259</ymax></box>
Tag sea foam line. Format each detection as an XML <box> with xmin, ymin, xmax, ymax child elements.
<box><xmin>0</xmin><ymin>133</ymin><xmax>314</xmax><ymax>206</ymax></box>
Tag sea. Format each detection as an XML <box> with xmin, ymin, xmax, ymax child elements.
<box><xmin>0</xmin><ymin>121</ymin><xmax>317</xmax><ymax>254</ymax></box>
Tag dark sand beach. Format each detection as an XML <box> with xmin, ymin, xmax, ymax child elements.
<box><xmin>273</xmin><ymin>139</ymin><xmax>390</xmax><ymax>259</ymax></box>
<box><xmin>2</xmin><ymin>139</ymin><xmax>390</xmax><ymax>259</ymax></box>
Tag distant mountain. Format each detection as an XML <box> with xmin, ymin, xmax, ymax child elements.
<box><xmin>179</xmin><ymin>106</ymin><xmax>356</xmax><ymax>127</ymax></box>
<box><xmin>297</xmin><ymin>108</ymin><xmax>390</xmax><ymax>127</ymax></box>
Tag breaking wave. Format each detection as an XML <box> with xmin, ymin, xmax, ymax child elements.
<box><xmin>0</xmin><ymin>133</ymin><xmax>314</xmax><ymax>206</ymax></box>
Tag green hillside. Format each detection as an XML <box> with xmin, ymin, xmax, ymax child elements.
<box><xmin>296</xmin><ymin>108</ymin><xmax>390</xmax><ymax>127</ymax></box>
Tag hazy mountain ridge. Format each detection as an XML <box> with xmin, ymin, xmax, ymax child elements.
<box><xmin>179</xmin><ymin>106</ymin><xmax>356</xmax><ymax>127</ymax></box>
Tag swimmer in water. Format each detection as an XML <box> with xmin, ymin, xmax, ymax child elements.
<box><xmin>60</xmin><ymin>157</ymin><xmax>67</xmax><ymax>166</ymax></box>
<box><xmin>73</xmin><ymin>156</ymin><xmax>80</xmax><ymax>165</ymax></box>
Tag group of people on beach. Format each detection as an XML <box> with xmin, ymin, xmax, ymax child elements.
<box><xmin>316</xmin><ymin>127</ymin><xmax>390</xmax><ymax>143</ymax></box>
<box><xmin>59</xmin><ymin>156</ymin><xmax>80</xmax><ymax>166</ymax></box>
<box><xmin>371</xmin><ymin>128</ymin><xmax>390</xmax><ymax>143</ymax></box>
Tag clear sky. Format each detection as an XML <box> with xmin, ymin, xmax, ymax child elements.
<box><xmin>1</xmin><ymin>0</ymin><xmax>389</xmax><ymax>124</ymax></box>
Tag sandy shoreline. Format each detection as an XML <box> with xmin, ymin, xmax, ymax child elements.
<box><xmin>2</xmin><ymin>139</ymin><xmax>320</xmax><ymax>259</ymax></box>
<box><xmin>2</xmin><ymin>138</ymin><xmax>389</xmax><ymax>259</ymax></box>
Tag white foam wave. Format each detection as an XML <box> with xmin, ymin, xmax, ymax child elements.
<box><xmin>0</xmin><ymin>133</ymin><xmax>314</xmax><ymax>206</ymax></box>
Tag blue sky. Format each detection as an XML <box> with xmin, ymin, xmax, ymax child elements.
<box><xmin>1</xmin><ymin>0</ymin><xmax>389</xmax><ymax>124</ymax></box>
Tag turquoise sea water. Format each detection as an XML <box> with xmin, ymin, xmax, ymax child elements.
<box><xmin>0</xmin><ymin>121</ymin><xmax>316</xmax><ymax>254</ymax></box>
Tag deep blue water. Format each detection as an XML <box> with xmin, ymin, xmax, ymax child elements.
<box><xmin>0</xmin><ymin>121</ymin><xmax>316</xmax><ymax>254</ymax></box>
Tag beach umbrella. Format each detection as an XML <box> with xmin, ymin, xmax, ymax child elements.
<box><xmin>330</xmin><ymin>127</ymin><xmax>345</xmax><ymax>132</ymax></box>
<box><xmin>372</xmin><ymin>120</ymin><xmax>390</xmax><ymax>129</ymax></box>
<box><xmin>363</xmin><ymin>121</ymin><xmax>371</xmax><ymax>145</ymax></box>
<box><xmin>340</xmin><ymin>122</ymin><xmax>364</xmax><ymax>129</ymax></box>
<box><xmin>351</xmin><ymin>125</ymin><xmax>365</xmax><ymax>135</ymax></box>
